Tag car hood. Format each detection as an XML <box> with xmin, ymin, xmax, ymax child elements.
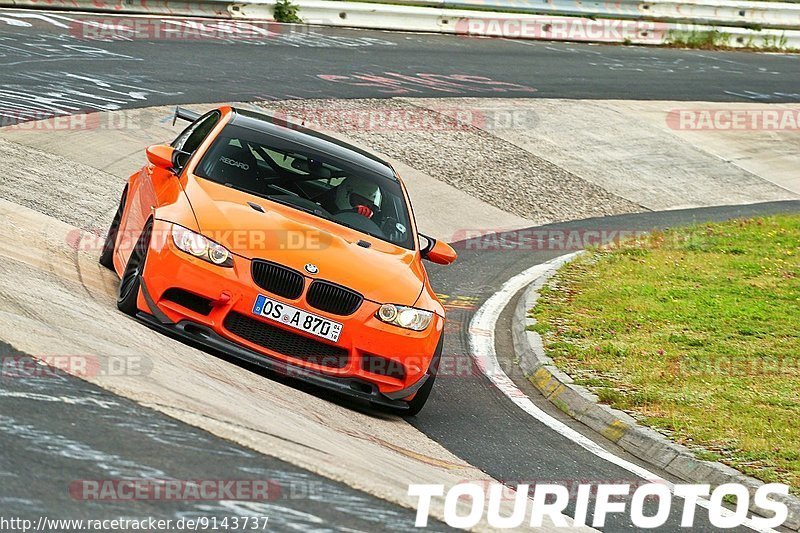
<box><xmin>181</xmin><ymin>178</ymin><xmax>425</xmax><ymax>306</ymax></box>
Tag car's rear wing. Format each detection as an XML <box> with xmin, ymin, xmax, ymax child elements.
<box><xmin>172</xmin><ymin>106</ymin><xmax>201</xmax><ymax>126</ymax></box>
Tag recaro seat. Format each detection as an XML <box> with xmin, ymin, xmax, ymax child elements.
<box><xmin>212</xmin><ymin>142</ymin><xmax>261</xmax><ymax>190</ymax></box>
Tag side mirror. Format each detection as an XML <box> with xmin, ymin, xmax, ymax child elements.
<box><xmin>419</xmin><ymin>234</ymin><xmax>457</xmax><ymax>265</ymax></box>
<box><xmin>145</xmin><ymin>144</ymin><xmax>175</xmax><ymax>171</ymax></box>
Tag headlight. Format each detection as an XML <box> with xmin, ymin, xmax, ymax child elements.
<box><xmin>376</xmin><ymin>304</ymin><xmax>433</xmax><ymax>331</ymax></box>
<box><xmin>171</xmin><ymin>225</ymin><xmax>233</xmax><ymax>267</ymax></box>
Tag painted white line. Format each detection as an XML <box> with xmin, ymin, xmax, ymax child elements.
<box><xmin>5</xmin><ymin>12</ymin><xmax>72</xmax><ymax>27</ymax></box>
<box><xmin>0</xmin><ymin>391</ymin><xmax>118</xmax><ymax>409</ymax></box>
<box><xmin>468</xmin><ymin>252</ymin><xmax>777</xmax><ymax>532</ymax></box>
<box><xmin>0</xmin><ymin>16</ymin><xmax>32</xmax><ymax>27</ymax></box>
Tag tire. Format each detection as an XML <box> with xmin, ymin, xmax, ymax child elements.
<box><xmin>117</xmin><ymin>220</ymin><xmax>152</xmax><ymax>316</ymax></box>
<box><xmin>403</xmin><ymin>370</ymin><xmax>437</xmax><ymax>417</ymax></box>
<box><xmin>99</xmin><ymin>188</ymin><xmax>127</xmax><ymax>271</ymax></box>
<box><xmin>403</xmin><ymin>335</ymin><xmax>444</xmax><ymax>417</ymax></box>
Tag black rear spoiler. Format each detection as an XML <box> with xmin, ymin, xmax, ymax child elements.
<box><xmin>172</xmin><ymin>106</ymin><xmax>201</xmax><ymax>126</ymax></box>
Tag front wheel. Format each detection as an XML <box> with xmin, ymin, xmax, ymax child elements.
<box><xmin>99</xmin><ymin>188</ymin><xmax>127</xmax><ymax>271</ymax></box>
<box><xmin>403</xmin><ymin>335</ymin><xmax>444</xmax><ymax>417</ymax></box>
<box><xmin>404</xmin><ymin>371</ymin><xmax>437</xmax><ymax>417</ymax></box>
<box><xmin>117</xmin><ymin>221</ymin><xmax>151</xmax><ymax>316</ymax></box>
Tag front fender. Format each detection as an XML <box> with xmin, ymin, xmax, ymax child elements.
<box><xmin>154</xmin><ymin>187</ymin><xmax>200</xmax><ymax>233</ymax></box>
<box><xmin>413</xmin><ymin>278</ymin><xmax>446</xmax><ymax>319</ymax></box>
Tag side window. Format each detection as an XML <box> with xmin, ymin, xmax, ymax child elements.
<box><xmin>263</xmin><ymin>148</ymin><xmax>298</xmax><ymax>173</ymax></box>
<box><xmin>171</xmin><ymin>124</ymin><xmax>192</xmax><ymax>150</ymax></box>
<box><xmin>172</xmin><ymin>111</ymin><xmax>220</xmax><ymax>155</ymax></box>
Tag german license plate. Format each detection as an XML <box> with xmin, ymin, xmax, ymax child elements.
<box><xmin>252</xmin><ymin>295</ymin><xmax>342</xmax><ymax>343</ymax></box>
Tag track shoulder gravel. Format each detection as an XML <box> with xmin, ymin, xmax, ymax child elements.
<box><xmin>256</xmin><ymin>99</ymin><xmax>645</xmax><ymax>225</ymax></box>
<box><xmin>403</xmin><ymin>98</ymin><xmax>800</xmax><ymax>211</ymax></box>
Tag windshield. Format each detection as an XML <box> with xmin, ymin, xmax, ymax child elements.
<box><xmin>194</xmin><ymin>124</ymin><xmax>414</xmax><ymax>250</ymax></box>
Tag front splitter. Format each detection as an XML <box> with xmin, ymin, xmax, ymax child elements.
<box><xmin>135</xmin><ymin>311</ymin><xmax>416</xmax><ymax>412</ymax></box>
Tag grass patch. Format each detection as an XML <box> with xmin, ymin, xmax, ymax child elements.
<box><xmin>666</xmin><ymin>29</ymin><xmax>732</xmax><ymax>49</ymax></box>
<box><xmin>274</xmin><ymin>0</ymin><xmax>302</xmax><ymax>23</ymax></box>
<box><xmin>664</xmin><ymin>29</ymin><xmax>797</xmax><ymax>53</ymax></box>
<box><xmin>530</xmin><ymin>214</ymin><xmax>800</xmax><ymax>493</ymax></box>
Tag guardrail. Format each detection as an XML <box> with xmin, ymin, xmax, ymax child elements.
<box><xmin>278</xmin><ymin>0</ymin><xmax>800</xmax><ymax>48</ymax></box>
<box><xmin>0</xmin><ymin>0</ymin><xmax>231</xmax><ymax>17</ymax></box>
<box><xmin>2</xmin><ymin>0</ymin><xmax>798</xmax><ymax>49</ymax></box>
<box><xmin>372</xmin><ymin>0</ymin><xmax>800</xmax><ymax>30</ymax></box>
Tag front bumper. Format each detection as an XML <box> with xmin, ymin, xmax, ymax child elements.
<box><xmin>137</xmin><ymin>220</ymin><xmax>443</xmax><ymax>405</ymax></box>
<box><xmin>136</xmin><ymin>311</ymin><xmax>429</xmax><ymax>410</ymax></box>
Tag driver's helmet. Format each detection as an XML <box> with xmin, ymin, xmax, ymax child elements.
<box><xmin>333</xmin><ymin>178</ymin><xmax>382</xmax><ymax>212</ymax></box>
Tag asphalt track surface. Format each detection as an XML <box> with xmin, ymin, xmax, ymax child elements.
<box><xmin>2</xmin><ymin>9</ymin><xmax>800</xmax><ymax>532</ymax></box>
<box><xmin>0</xmin><ymin>341</ymin><xmax>450</xmax><ymax>531</ymax></box>
<box><xmin>0</xmin><ymin>9</ymin><xmax>799</xmax><ymax>118</ymax></box>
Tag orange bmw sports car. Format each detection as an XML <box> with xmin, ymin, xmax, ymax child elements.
<box><xmin>100</xmin><ymin>105</ymin><xmax>457</xmax><ymax>415</ymax></box>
